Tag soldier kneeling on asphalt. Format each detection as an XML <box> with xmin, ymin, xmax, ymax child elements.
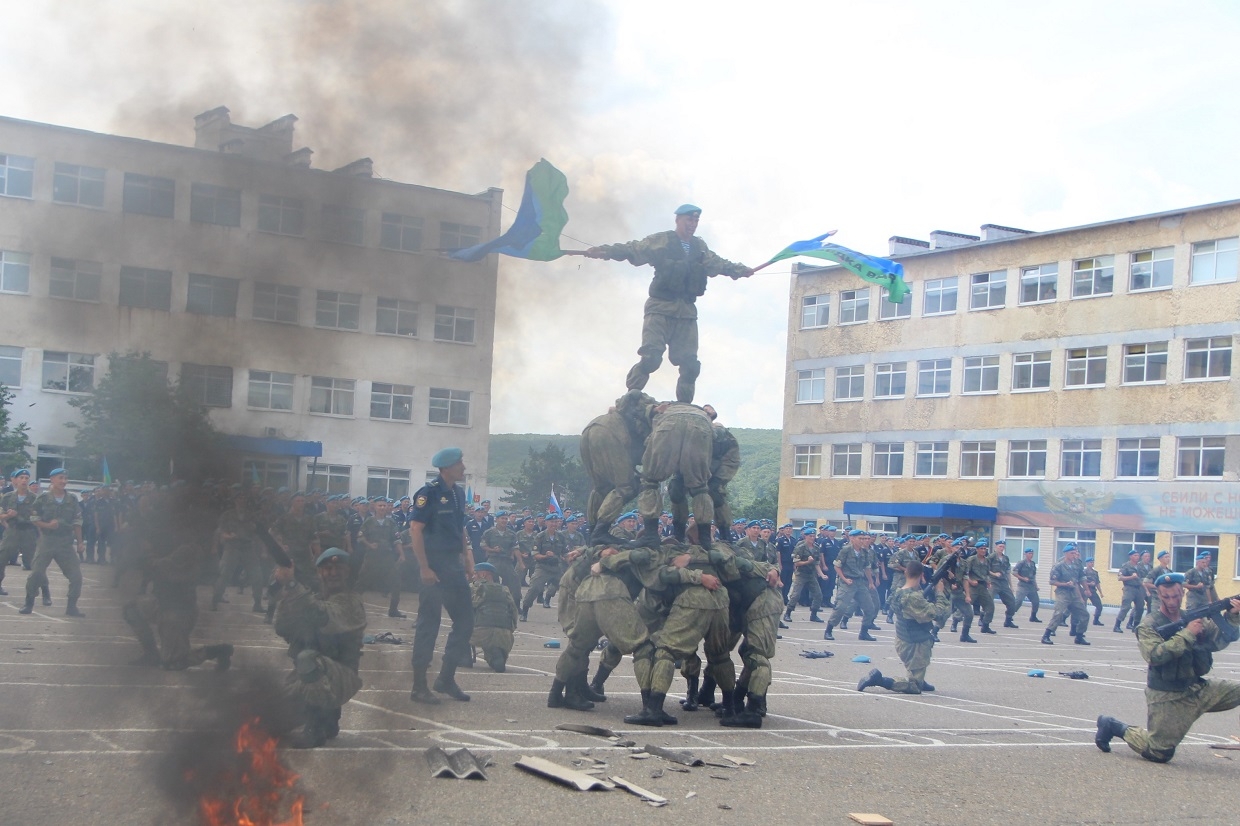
<box><xmin>124</xmin><ymin>542</ymin><xmax>233</xmax><ymax>671</ymax></box>
<box><xmin>273</xmin><ymin>548</ymin><xmax>367</xmax><ymax>749</ymax></box>
<box><xmin>469</xmin><ymin>562</ymin><xmax>517</xmax><ymax>672</ymax></box>
<box><xmin>857</xmin><ymin>560</ymin><xmax>949</xmax><ymax>695</ymax></box>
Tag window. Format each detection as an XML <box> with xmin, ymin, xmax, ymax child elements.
<box><xmin>0</xmin><ymin>250</ymin><xmax>30</xmax><ymax>293</ymax></box>
<box><xmin>831</xmin><ymin>443</ymin><xmax>862</xmax><ymax>477</ymax></box>
<box><xmin>1065</xmin><ymin>346</ymin><xmax>1107</xmax><ymax>388</ymax></box>
<box><xmin>186</xmin><ymin>274</ymin><xmax>239</xmax><ymax>317</ymax></box>
<box><xmin>243</xmin><ymin>459</ymin><xmax>290</xmax><ymax>490</ymax></box>
<box><xmin>1172</xmin><ymin>534</ymin><xmax>1218</xmax><ymax>573</ymax></box>
<box><xmin>118</xmin><ymin>266</ymin><xmax>172</xmax><ymax>311</ymax></box>
<box><xmin>371</xmin><ymin>382</ymin><xmax>414</xmax><ymax>421</ymax></box>
<box><xmin>49</xmin><ymin>257</ymin><xmax>102</xmax><ymax>302</ymax></box>
<box><xmin>1130</xmin><ymin>247</ymin><xmax>1173</xmax><ymax>292</ymax></box>
<box><xmin>380</xmin><ymin>213</ymin><xmax>424</xmax><ymax>252</ymax></box>
<box><xmin>1184</xmin><ymin>336</ymin><xmax>1232</xmax><ymax>380</ymax></box>
<box><xmin>960</xmin><ymin>441</ymin><xmax>996</xmax><ymax>478</ymax></box>
<box><xmin>188</xmin><ymin>182</ymin><xmax>239</xmax><ymax>226</ymax></box>
<box><xmin>1071</xmin><ymin>255</ymin><xmax>1114</xmax><ymax>298</ymax></box>
<box><xmin>916</xmin><ymin>359</ymin><xmax>951</xmax><ymax>397</ymax></box>
<box><xmin>180</xmin><ymin>363</ymin><xmax>233</xmax><ymax>407</ymax></box>
<box><xmin>1122</xmin><ymin>342</ymin><xmax>1167</xmax><ymax>384</ymax></box>
<box><xmin>42</xmin><ymin>351</ymin><xmax>94</xmax><ymax>393</ymax></box>
<box><xmin>914</xmin><ymin>442</ymin><xmax>949</xmax><ymax>477</ymax></box>
<box><xmin>1003</xmin><ymin>527</ymin><xmax>1040</xmax><ymax>562</ymax></box>
<box><xmin>1061</xmin><ymin>439</ymin><xmax>1102</xmax><ymax>478</ymax></box>
<box><xmin>253</xmin><ymin>282</ymin><xmax>300</xmax><ymax>324</ymax></box>
<box><xmin>52</xmin><ymin>163</ymin><xmax>105</xmax><ymax>207</ymax></box>
<box><xmin>367</xmin><ymin>467</ymin><xmax>411</xmax><ymax>500</ymax></box>
<box><xmin>1008</xmin><ymin>440</ymin><xmax>1047</xmax><ymax>478</ymax></box>
<box><xmin>793</xmin><ymin>444</ymin><xmax>822</xmax><ymax>478</ymax></box>
<box><xmin>1117</xmin><ymin>438</ymin><xmax>1160</xmax><ymax>478</ymax></box>
<box><xmin>970</xmin><ymin>271</ymin><xmax>1006</xmax><ymax>310</ymax></box>
<box><xmin>801</xmin><ymin>294</ymin><xmax>830</xmax><ymax>328</ymax></box>
<box><xmin>872</xmin><ymin>443</ymin><xmax>904</xmax><ymax>477</ymax></box>
<box><xmin>922</xmin><ymin>277</ymin><xmax>958</xmax><ymax>315</ymax></box>
<box><xmin>440</xmin><ymin>221</ymin><xmax>481</xmax><ymax>252</ymax></box>
<box><xmin>0</xmin><ymin>153</ymin><xmax>34</xmax><ymax>198</ymax></box>
<box><xmin>1111</xmin><ymin>532</ymin><xmax>1156</xmax><ymax>570</ymax></box>
<box><xmin>839</xmin><ymin>289</ymin><xmax>869</xmax><ymax>324</ymax></box>
<box><xmin>257</xmin><ymin>195</ymin><xmax>305</xmax><ymax>236</ymax></box>
<box><xmin>429</xmin><ymin>388</ymin><xmax>471</xmax><ymax>426</ymax></box>
<box><xmin>1190</xmin><ymin>238</ymin><xmax>1238</xmax><ymax>284</ymax></box>
<box><xmin>35</xmin><ymin>444</ymin><xmax>92</xmax><ymax>482</ymax></box>
<box><xmin>796</xmin><ymin>369</ymin><xmax>826</xmax><ymax>403</ymax></box>
<box><xmin>376</xmin><ymin>297</ymin><xmax>418</xmax><ymax>337</ymax></box>
<box><xmin>315</xmin><ymin>290</ymin><xmax>361</xmax><ymax>331</ymax></box>
<box><xmin>878</xmin><ymin>286</ymin><xmax>911</xmax><ymax>319</ymax></box>
<box><xmin>1057</xmin><ymin>530</ymin><xmax>1096</xmax><ymax>561</ymax></box>
<box><xmin>307</xmin><ymin>464</ymin><xmax>352</xmax><ymax>496</ymax></box>
<box><xmin>1012</xmin><ymin>351</ymin><xmax>1051</xmax><ymax>391</ymax></box>
<box><xmin>247</xmin><ymin>370</ymin><xmax>294</xmax><ymax>411</ymax></box>
<box><xmin>310</xmin><ymin>377</ymin><xmax>355</xmax><ymax>416</ymax></box>
<box><xmin>434</xmin><ymin>305</ymin><xmax>475</xmax><ymax>343</ymax></box>
<box><xmin>321</xmin><ymin>204</ymin><xmax>364</xmax><ymax>245</ymax></box>
<box><xmin>962</xmin><ymin>355</ymin><xmax>999</xmax><ymax>394</ymax></box>
<box><xmin>122</xmin><ymin>172</ymin><xmax>175</xmax><ymax>217</ymax></box>
<box><xmin>1177</xmin><ymin>436</ymin><xmax>1225</xmax><ymax>478</ymax></box>
<box><xmin>1019</xmin><ymin>263</ymin><xmax>1057</xmax><ymax>304</ymax></box>
<box><xmin>834</xmin><ymin>365</ymin><xmax>864</xmax><ymax>401</ymax></box>
<box><xmin>873</xmin><ymin>362</ymin><xmax>906</xmax><ymax>399</ymax></box>
<box><xmin>0</xmin><ymin>345</ymin><xmax>22</xmax><ymax>387</ymax></box>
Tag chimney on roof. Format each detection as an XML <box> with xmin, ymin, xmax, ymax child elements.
<box><xmin>979</xmin><ymin>223</ymin><xmax>1034</xmax><ymax>241</ymax></box>
<box><xmin>889</xmin><ymin>236</ymin><xmax>930</xmax><ymax>256</ymax></box>
<box><xmin>333</xmin><ymin>158</ymin><xmax>374</xmax><ymax>178</ymax></box>
<box><xmin>929</xmin><ymin>230</ymin><xmax>980</xmax><ymax>250</ymax></box>
<box><xmin>192</xmin><ymin>106</ymin><xmax>300</xmax><ymax>163</ymax></box>
<box><xmin>285</xmin><ymin>147</ymin><xmax>313</xmax><ymax>168</ymax></box>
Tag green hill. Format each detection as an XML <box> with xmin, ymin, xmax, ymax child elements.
<box><xmin>488</xmin><ymin>428</ymin><xmax>781</xmax><ymax>517</ymax></box>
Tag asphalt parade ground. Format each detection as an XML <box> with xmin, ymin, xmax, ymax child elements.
<box><xmin>2</xmin><ymin>566</ymin><xmax>1237</xmax><ymax>825</ymax></box>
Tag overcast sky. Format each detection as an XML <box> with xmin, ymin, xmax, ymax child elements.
<box><xmin>4</xmin><ymin>1</ymin><xmax>1240</xmax><ymax>433</ymax></box>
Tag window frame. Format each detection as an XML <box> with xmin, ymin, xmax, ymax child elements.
<box><xmin>838</xmin><ymin>288</ymin><xmax>870</xmax><ymax>324</ymax></box>
<box><xmin>309</xmin><ymin>376</ymin><xmax>356</xmax><ymax>417</ymax></box>
<box><xmin>1176</xmin><ymin>436</ymin><xmax>1225</xmax><ymax>479</ymax></box>
<box><xmin>871</xmin><ymin>442</ymin><xmax>904</xmax><ymax>477</ymax></box>
<box><xmin>969</xmin><ymin>270</ymin><xmax>1007</xmax><ymax>310</ymax></box>
<box><xmin>1190</xmin><ymin>237</ymin><xmax>1239</xmax><ymax>285</ymax></box>
<box><xmin>914</xmin><ymin>441</ymin><xmax>949</xmax><ymax>477</ymax></box>
<box><xmin>1129</xmin><ymin>247</ymin><xmax>1174</xmax><ymax>292</ymax></box>
<box><xmin>253</xmin><ymin>282</ymin><xmax>300</xmax><ymax>324</ymax></box>
<box><xmin>1171</xmin><ymin>534</ymin><xmax>1219</xmax><ymax>574</ymax></box>
<box><xmin>321</xmin><ymin>204</ymin><xmax>365</xmax><ymax>246</ymax></box>
<box><xmin>122</xmin><ymin>172</ymin><xmax>175</xmax><ymax>217</ymax></box>
<box><xmin>118</xmin><ymin>266</ymin><xmax>172</xmax><ymax>311</ymax></box>
<box><xmin>1019</xmin><ymin>263</ymin><xmax>1058</xmax><ymax>305</ymax></box>
<box><xmin>52</xmin><ymin>162</ymin><xmax>106</xmax><ymax>208</ymax></box>
<box><xmin>801</xmin><ymin>294</ymin><xmax>830</xmax><ymax>329</ymax></box>
<box><xmin>0</xmin><ymin>345</ymin><xmax>23</xmax><ymax>387</ymax></box>
<box><xmin>0</xmin><ymin>249</ymin><xmax>31</xmax><ymax>294</ymax></box>
<box><xmin>1116</xmin><ymin>437</ymin><xmax>1161</xmax><ymax>479</ymax></box>
<box><xmin>1003</xmin><ymin>527</ymin><xmax>1041</xmax><ymax>563</ymax></box>
<box><xmin>41</xmin><ymin>351</ymin><xmax>95</xmax><ymax>394</ymax></box>
<box><xmin>186</xmin><ymin>273</ymin><xmax>239</xmax><ymax>318</ymax></box>
<box><xmin>873</xmin><ymin>362</ymin><xmax>907</xmax><ymax>399</ymax></box>
<box><xmin>1121</xmin><ymin>341</ymin><xmax>1168</xmax><ymax>385</ymax></box>
<box><xmin>367</xmin><ymin>467</ymin><xmax>412</xmax><ymax>500</ymax></box>
<box><xmin>0</xmin><ymin>153</ymin><xmax>35</xmax><ymax>199</ymax></box>
<box><xmin>1184</xmin><ymin>336</ymin><xmax>1232</xmax><ymax>382</ymax></box>
<box><xmin>959</xmin><ymin>441</ymin><xmax>997</xmax><ymax>478</ymax></box>
<box><xmin>831</xmin><ymin>443</ymin><xmax>863</xmax><ymax>477</ymax></box>
<box><xmin>1060</xmin><ymin>438</ymin><xmax>1103</xmax><ymax>479</ymax></box>
<box><xmin>796</xmin><ymin>368</ymin><xmax>826</xmax><ymax>404</ymax></box>
<box><xmin>180</xmin><ymin>363</ymin><xmax>233</xmax><ymax>408</ymax></box>
<box><xmin>247</xmin><ymin>369</ymin><xmax>295</xmax><ymax>412</ymax></box>
<box><xmin>916</xmin><ymin>358</ymin><xmax>952</xmax><ymax>398</ymax></box>
<box><xmin>434</xmin><ymin>305</ymin><xmax>476</xmax><ymax>344</ymax></box>
<box><xmin>1071</xmin><ymin>255</ymin><xmax>1115</xmax><ymax>299</ymax></box>
<box><xmin>428</xmin><ymin>387</ymin><xmax>471</xmax><ymax>427</ymax></box>
<box><xmin>370</xmin><ymin>381</ymin><xmax>415</xmax><ymax>422</ymax></box>
<box><xmin>833</xmin><ymin>365</ymin><xmax>865</xmax><ymax>401</ymax></box>
<box><xmin>1007</xmin><ymin>439</ymin><xmax>1047</xmax><ymax>479</ymax></box>
<box><xmin>1012</xmin><ymin>351</ymin><xmax>1051</xmax><ymax>392</ymax></box>
<box><xmin>48</xmin><ymin>257</ymin><xmax>102</xmax><ymax>303</ymax></box>
<box><xmin>793</xmin><ymin>444</ymin><xmax>822</xmax><ymax>478</ymax></box>
<box><xmin>439</xmin><ymin>221</ymin><xmax>482</xmax><ymax>253</ymax></box>
<box><xmin>878</xmin><ymin>286</ymin><xmax>911</xmax><ymax>320</ymax></box>
<box><xmin>307</xmin><ymin>463</ymin><xmax>352</xmax><ymax>496</ymax></box>
<box><xmin>1065</xmin><ymin>346</ymin><xmax>1107</xmax><ymax>389</ymax></box>
<box><xmin>922</xmin><ymin>276</ymin><xmax>958</xmax><ymax>316</ymax></box>
<box><xmin>315</xmin><ymin>290</ymin><xmax>362</xmax><ymax>331</ymax></box>
<box><xmin>376</xmin><ymin>297</ymin><xmax>419</xmax><ymax>337</ymax></box>
<box><xmin>380</xmin><ymin>212</ymin><xmax>425</xmax><ymax>253</ymax></box>
<box><xmin>1057</xmin><ymin>529</ymin><xmax>1097</xmax><ymax>561</ymax></box>
<box><xmin>189</xmin><ymin>182</ymin><xmax>242</xmax><ymax>227</ymax></box>
<box><xmin>961</xmin><ymin>355</ymin><xmax>1000</xmax><ymax>395</ymax></box>
<box><xmin>1110</xmin><ymin>531</ymin><xmax>1156</xmax><ymax>571</ymax></box>
<box><xmin>257</xmin><ymin>194</ymin><xmax>306</xmax><ymax>237</ymax></box>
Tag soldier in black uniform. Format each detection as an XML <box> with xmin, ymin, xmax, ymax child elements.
<box><xmin>408</xmin><ymin>447</ymin><xmax>475</xmax><ymax>704</ymax></box>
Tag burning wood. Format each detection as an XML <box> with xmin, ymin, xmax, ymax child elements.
<box><xmin>190</xmin><ymin>717</ymin><xmax>305</xmax><ymax>826</ymax></box>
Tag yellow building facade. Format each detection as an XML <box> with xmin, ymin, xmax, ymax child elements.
<box><xmin>780</xmin><ymin>202</ymin><xmax>1239</xmax><ymax>602</ymax></box>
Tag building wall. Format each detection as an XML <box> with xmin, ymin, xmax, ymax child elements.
<box><xmin>780</xmin><ymin>201</ymin><xmax>1240</xmax><ymax>599</ymax></box>
<box><xmin>0</xmin><ymin>114</ymin><xmax>500</xmax><ymax>497</ymax></box>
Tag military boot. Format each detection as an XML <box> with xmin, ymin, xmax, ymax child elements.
<box><xmin>809</xmin><ymin>610</ymin><xmax>824</xmax><ymax>623</ymax></box>
<box><xmin>18</xmin><ymin>599</ymin><xmax>33</xmax><ymax>614</ymax></box>
<box><xmin>623</xmin><ymin>689</ymin><xmax>664</xmax><ymax>728</ymax></box>
<box><xmin>714</xmin><ymin>689</ymin><xmax>738</xmax><ymax>724</ymax></box>
<box><xmin>65</xmin><ymin>599</ymin><xmax>85</xmax><ymax>618</ymax></box>
<box><xmin>410</xmin><ymin>669</ymin><xmax>441</xmax><ymax>705</ymax></box>
<box><xmin>324</xmin><ymin>706</ymin><xmax>342</xmax><ymax>740</ymax></box>
<box><xmin>129</xmin><ymin>641</ymin><xmax>162</xmax><ymax>668</ymax></box>
<box><xmin>1004</xmin><ymin>616</ymin><xmax>1019</xmax><ymax>629</ymax></box>
<box><xmin>1094</xmin><ymin>715</ymin><xmax>1128</xmax><ymax>753</ymax></box>
<box><xmin>679</xmin><ymin>676</ymin><xmax>701</xmax><ymax>711</ymax></box>
<box><xmin>1073</xmin><ymin>635</ymin><xmax>1091</xmax><ymax>646</ymax></box>
<box><xmin>1040</xmin><ymin>629</ymin><xmax>1053</xmax><ymax>645</ymax></box>
<box><xmin>1113</xmin><ymin>620</ymin><xmax>1123</xmax><ymax>633</ymax></box>
<box><xmin>960</xmin><ymin>631</ymin><xmax>977</xmax><ymax>643</ymax></box>
<box><xmin>589</xmin><ymin>663</ymin><xmax>613</xmax><ymax>700</ymax></box>
<box><xmin>919</xmin><ymin>680</ymin><xmax>936</xmax><ymax>692</ymax></box>
<box><xmin>980</xmin><ymin>623</ymin><xmax>997</xmax><ymax>635</ymax></box>
<box><xmin>588</xmin><ymin>521</ymin><xmax>616</xmax><ymax>546</ymax></box>
<box><xmin>696</xmin><ymin>675</ymin><xmax>717</xmax><ymax>709</ymax></box>
<box><xmin>857</xmin><ymin>668</ymin><xmax>893</xmax><ymax>692</ymax></box>
<box><xmin>388</xmin><ymin>593</ymin><xmax>407</xmax><ymax>618</ymax></box>
<box><xmin>783</xmin><ymin>606</ymin><xmax>793</xmax><ymax>622</ymax></box>
<box><xmin>204</xmin><ymin>643</ymin><xmax>234</xmax><ymax>671</ymax></box>
<box><xmin>697</xmin><ymin>524</ymin><xmax>713</xmax><ymax>551</ymax></box>
<box><xmin>629</xmin><ymin>518</ymin><xmax>662</xmax><ymax>550</ymax></box>
<box><xmin>1029</xmin><ymin>611</ymin><xmax>1042</xmax><ymax>623</ymax></box>
<box><xmin>822</xmin><ymin>623</ymin><xmax>835</xmax><ymax>641</ymax></box>
<box><xmin>747</xmin><ymin>692</ymin><xmax>768</xmax><ymax>717</ymax></box>
<box><xmin>561</xmin><ymin>677</ymin><xmax>595</xmax><ymax>712</ymax></box>
<box><xmin>547</xmin><ymin>678</ymin><xmax>568</xmax><ymax>709</ymax></box>
<box><xmin>950</xmin><ymin>618</ymin><xmax>960</xmax><ymax>633</ymax></box>
<box><xmin>672</xmin><ymin>521</ymin><xmax>687</xmax><ymax>542</ymax></box>
<box><xmin>858</xmin><ymin>628</ymin><xmax>877</xmax><ymax>641</ymax></box>
<box><xmin>289</xmin><ymin>715</ymin><xmax>327</xmax><ymax>749</ymax></box>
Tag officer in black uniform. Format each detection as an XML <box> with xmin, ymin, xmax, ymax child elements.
<box><xmin>408</xmin><ymin>447</ymin><xmax>475</xmax><ymax>704</ymax></box>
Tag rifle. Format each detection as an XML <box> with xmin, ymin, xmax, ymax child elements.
<box><xmin>253</xmin><ymin>522</ymin><xmax>294</xmax><ymax>568</ymax></box>
<box><xmin>1153</xmin><ymin>594</ymin><xmax>1240</xmax><ymax>640</ymax></box>
<box><xmin>922</xmin><ymin>552</ymin><xmax>959</xmax><ymax>599</ymax></box>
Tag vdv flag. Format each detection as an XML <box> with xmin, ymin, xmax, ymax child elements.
<box><xmin>762</xmin><ymin>232</ymin><xmax>911</xmax><ymax>304</ymax></box>
<box><xmin>101</xmin><ymin>456</ymin><xmax>112</xmax><ymax>485</ymax></box>
<box><xmin>448</xmin><ymin>159</ymin><xmax>569</xmax><ymax>262</ymax></box>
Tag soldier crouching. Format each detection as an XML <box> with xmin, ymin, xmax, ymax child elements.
<box><xmin>272</xmin><ymin>548</ymin><xmax>366</xmax><ymax>749</ymax></box>
<box><xmin>470</xmin><ymin>562</ymin><xmax>517</xmax><ymax>672</ymax></box>
<box><xmin>858</xmin><ymin>560</ymin><xmax>949</xmax><ymax>695</ymax></box>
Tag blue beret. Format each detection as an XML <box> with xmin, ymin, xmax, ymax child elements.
<box><xmin>1127</xmin><ymin>550</ymin><xmax>1140</xmax><ymax>557</ymax></box>
<box><xmin>431</xmin><ymin>447</ymin><xmax>463</xmax><ymax>468</ymax></box>
<box><xmin>801</xmin><ymin>527</ymin><xmax>816</xmax><ymax>535</ymax></box>
<box><xmin>1154</xmin><ymin>572</ymin><xmax>1185</xmax><ymax>587</ymax></box>
<box><xmin>780</xmin><ymin>523</ymin><xmax>793</xmax><ymax>529</ymax></box>
<box><xmin>496</xmin><ymin>510</ymin><xmax>509</xmax><ymax>517</ymax></box>
<box><xmin>315</xmin><ymin>547</ymin><xmax>349</xmax><ymax>566</ymax></box>
<box><xmin>48</xmin><ymin>468</ymin><xmax>66</xmax><ymax>478</ymax></box>
<box><xmin>951</xmin><ymin>537</ymin><xmax>966</xmax><ymax>546</ymax></box>
<box><xmin>937</xmin><ymin>533</ymin><xmax>949</xmax><ymax>539</ymax></box>
<box><xmin>1157</xmin><ymin>551</ymin><xmax>1169</xmax><ymax>559</ymax></box>
<box><xmin>674</xmin><ymin>203</ymin><xmax>701</xmax><ymax>216</ymax></box>
<box><xmin>1196</xmin><ymin>550</ymin><xmax>1212</xmax><ymax>560</ymax></box>
<box><xmin>1063</xmin><ymin>543</ymin><xmax>1078</xmax><ymax>552</ymax></box>
<box><xmin>1084</xmin><ymin>557</ymin><xmax>1094</xmax><ymax>563</ymax></box>
<box><xmin>994</xmin><ymin>539</ymin><xmax>1007</xmax><ymax>545</ymax></box>
<box><xmin>976</xmin><ymin>540</ymin><xmax>989</xmax><ymax>548</ymax></box>
<box><xmin>474</xmin><ymin>562</ymin><xmax>497</xmax><ymax>574</ymax></box>
<box><xmin>10</xmin><ymin>468</ymin><xmax>29</xmax><ymax>478</ymax></box>
<box><xmin>848</xmin><ymin>528</ymin><xmax>864</xmax><ymax>536</ymax></box>
<box><xmin>746</xmin><ymin>520</ymin><xmax>761</xmax><ymax>529</ymax></box>
<box><xmin>1023</xmin><ymin>547</ymin><xmax>1035</xmax><ymax>553</ymax></box>
<box><xmin>825</xmin><ymin>525</ymin><xmax>840</xmax><ymax>531</ymax></box>
<box><xmin>545</xmin><ymin>512</ymin><xmax>562</xmax><ymax>520</ymax></box>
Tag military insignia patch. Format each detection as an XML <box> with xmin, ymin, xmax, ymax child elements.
<box><xmin>440</xmin><ymin>496</ymin><xmax>449</xmax><ymax>504</ymax></box>
<box><xmin>415</xmin><ymin>494</ymin><xmax>428</xmax><ymax>508</ymax></box>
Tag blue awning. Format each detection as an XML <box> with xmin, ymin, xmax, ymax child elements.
<box><xmin>843</xmin><ymin>501</ymin><xmax>997</xmax><ymax>522</ymax></box>
<box><xmin>223</xmin><ymin>435</ymin><xmax>323</xmax><ymax>458</ymax></box>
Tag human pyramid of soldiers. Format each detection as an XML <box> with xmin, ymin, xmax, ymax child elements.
<box><xmin>5</xmin><ymin>204</ymin><xmax>1237</xmax><ymax>760</ymax></box>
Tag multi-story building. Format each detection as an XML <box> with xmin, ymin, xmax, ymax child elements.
<box><xmin>780</xmin><ymin>201</ymin><xmax>1238</xmax><ymax>601</ymax></box>
<box><xmin>0</xmin><ymin>108</ymin><xmax>500</xmax><ymax>498</ymax></box>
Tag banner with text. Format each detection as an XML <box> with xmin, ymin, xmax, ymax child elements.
<box><xmin>997</xmin><ymin>480</ymin><xmax>1240</xmax><ymax>533</ymax></box>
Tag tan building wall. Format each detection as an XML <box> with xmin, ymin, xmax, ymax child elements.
<box><xmin>780</xmin><ymin>201</ymin><xmax>1240</xmax><ymax>600</ymax></box>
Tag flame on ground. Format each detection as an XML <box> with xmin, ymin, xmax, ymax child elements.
<box><xmin>191</xmin><ymin>717</ymin><xmax>305</xmax><ymax>826</ymax></box>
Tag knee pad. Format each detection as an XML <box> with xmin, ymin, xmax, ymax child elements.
<box><xmin>638</xmin><ymin>352</ymin><xmax>663</xmax><ymax>373</ymax></box>
<box><xmin>295</xmin><ymin>649</ymin><xmax>323</xmax><ymax>682</ymax></box>
<box><xmin>632</xmin><ymin>640</ymin><xmax>655</xmax><ymax>661</ymax></box>
<box><xmin>680</xmin><ymin>359</ymin><xmax>701</xmax><ymax>380</ymax></box>
<box><xmin>688</xmin><ymin>485</ymin><xmax>709</xmax><ymax>500</ymax></box>
<box><xmin>1142</xmin><ymin>746</ymin><xmax>1174</xmax><ymax>764</ymax></box>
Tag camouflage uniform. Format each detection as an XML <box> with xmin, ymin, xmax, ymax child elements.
<box><xmin>1044</xmin><ymin>558</ymin><xmax>1088</xmax><ymax>639</ymax></box>
<box><xmin>784</xmin><ymin>540</ymin><xmax>823</xmax><ymax>616</ymax></box>
<box><xmin>26</xmin><ymin>491</ymin><xmax>83</xmax><ymax>611</ymax></box>
<box><xmin>124</xmin><ymin>542</ymin><xmax>229</xmax><ymax>669</ymax></box>
<box><xmin>988</xmin><ymin>549</ymin><xmax>1019</xmax><ymax>624</ymax></box>
<box><xmin>1184</xmin><ymin>565</ymin><xmax>1217</xmax><ymax>611</ymax></box>
<box><xmin>274</xmin><ymin>511</ymin><xmax>319</xmax><ymax>591</ymax></box>
<box><xmin>579</xmin><ymin>399</ymin><xmax>649</xmax><ymax>541</ymax></box>
<box><xmin>356</xmin><ymin>515</ymin><xmax>404</xmax><ymax>594</ymax></box>
<box><xmin>212</xmin><ymin>508</ymin><xmax>265</xmax><ymax>611</ymax></box>
<box><xmin>727</xmin><ymin>561</ymin><xmax>783</xmax><ymax>702</ymax></box>
<box><xmin>470</xmin><ymin>579</ymin><xmax>518</xmax><ymax>672</ymax></box>
<box><xmin>0</xmin><ymin>490</ymin><xmax>39</xmax><ymax>569</ymax></box>
<box><xmin>481</xmin><ymin>524</ymin><xmax>522</xmax><ymax>606</ymax></box>
<box><xmin>1013</xmin><ymin>557</ymin><xmax>1041</xmax><ymax>619</ymax></box>
<box><xmin>638</xmin><ymin>403</ymin><xmax>713</xmax><ymax>534</ymax></box>
<box><xmin>1116</xmin><ymin>559</ymin><xmax>1146</xmax><ymax>630</ymax></box>
<box><xmin>707</xmin><ymin>423</ymin><xmax>740</xmax><ymax>532</ymax></box>
<box><xmin>273</xmin><ymin>581</ymin><xmax>367</xmax><ymax>719</ymax></box>
<box><xmin>1144</xmin><ymin>561</ymin><xmax>1172</xmax><ymax>615</ymax></box>
<box><xmin>592</xmin><ymin>229</ymin><xmax>749</xmax><ymax>402</ymax></box>
<box><xmin>1117</xmin><ymin>609</ymin><xmax>1240</xmax><ymax>762</ymax></box>
<box><xmin>521</xmin><ymin>529</ymin><xmax>568</xmax><ymax>614</ymax></box>
<box><xmin>961</xmin><ymin>553</ymin><xmax>993</xmax><ymax>632</ymax></box>
<box><xmin>885</xmin><ymin>585</ymin><xmax>951</xmax><ymax>693</ymax></box>
<box><xmin>828</xmin><ymin>544</ymin><xmax>878</xmax><ymax>631</ymax></box>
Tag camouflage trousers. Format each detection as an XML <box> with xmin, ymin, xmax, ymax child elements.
<box><xmin>26</xmin><ymin>540</ymin><xmax>81</xmax><ymax>605</ymax></box>
<box><xmin>124</xmin><ymin>595</ymin><xmax>212</xmax><ymax>669</ymax></box>
<box><xmin>522</xmin><ymin>567</ymin><xmax>561</xmax><ymax>613</ymax></box>
<box><xmin>555</xmin><ymin>596</ymin><xmax>651</xmax><ymax>683</ymax></box>
<box><xmin>1117</xmin><ymin>587</ymin><xmax>1145</xmax><ymax>628</ymax></box>
<box><xmin>470</xmin><ymin>626</ymin><xmax>514</xmax><ymax>671</ymax></box>
<box><xmin>731</xmin><ymin>590</ymin><xmax>782</xmax><ymax>696</ymax></box>
<box><xmin>1015</xmin><ymin>582</ymin><xmax>1040</xmax><ymax>616</ymax></box>
<box><xmin>993</xmin><ymin>584</ymin><xmax>1018</xmax><ymax>621</ymax></box>
<box><xmin>1</xmin><ymin>524</ymin><xmax>36</xmax><ymax>569</ymax></box>
<box><xmin>213</xmin><ymin>542</ymin><xmax>265</xmax><ymax>610</ymax></box>
<box><xmin>1047</xmin><ymin>589</ymin><xmax>1088</xmax><ymax>635</ymax></box>
<box><xmin>890</xmin><ymin>639</ymin><xmax>934</xmax><ymax>694</ymax></box>
<box><xmin>1122</xmin><ymin>678</ymin><xmax>1240</xmax><ymax>763</ymax></box>
<box><xmin>786</xmin><ymin>576</ymin><xmax>823</xmax><ymax>613</ymax></box>
<box><xmin>486</xmin><ymin>555</ymin><xmax>522</xmax><ymax>610</ymax></box>
<box><xmin>627</xmin><ymin>309</ymin><xmax>700</xmax><ymax>403</ymax></box>
<box><xmin>357</xmin><ymin>551</ymin><xmax>406</xmax><ymax>596</ymax></box>
<box><xmin>829</xmin><ymin>581</ymin><xmax>877</xmax><ymax>627</ymax></box>
<box><xmin>284</xmin><ymin>654</ymin><xmax>363</xmax><ymax>712</ymax></box>
<box><xmin>970</xmin><ymin>586</ymin><xmax>994</xmax><ymax>628</ymax></box>
<box><xmin>644</xmin><ymin>604</ymin><xmax>733</xmax><ymax>696</ymax></box>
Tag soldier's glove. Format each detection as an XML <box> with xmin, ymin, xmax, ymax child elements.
<box><xmin>735</xmin><ymin>558</ymin><xmax>754</xmax><ymax>575</ymax></box>
<box><xmin>708</xmin><ymin>549</ymin><xmax>728</xmax><ymax>567</ymax></box>
<box><xmin>1057</xmin><ymin>670</ymin><xmax>1089</xmax><ymax>680</ymax></box>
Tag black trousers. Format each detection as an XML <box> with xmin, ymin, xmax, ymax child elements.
<box><xmin>412</xmin><ymin>569</ymin><xmax>474</xmax><ymax>673</ymax></box>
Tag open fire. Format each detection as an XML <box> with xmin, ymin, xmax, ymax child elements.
<box><xmin>191</xmin><ymin>718</ymin><xmax>305</xmax><ymax>826</ymax></box>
